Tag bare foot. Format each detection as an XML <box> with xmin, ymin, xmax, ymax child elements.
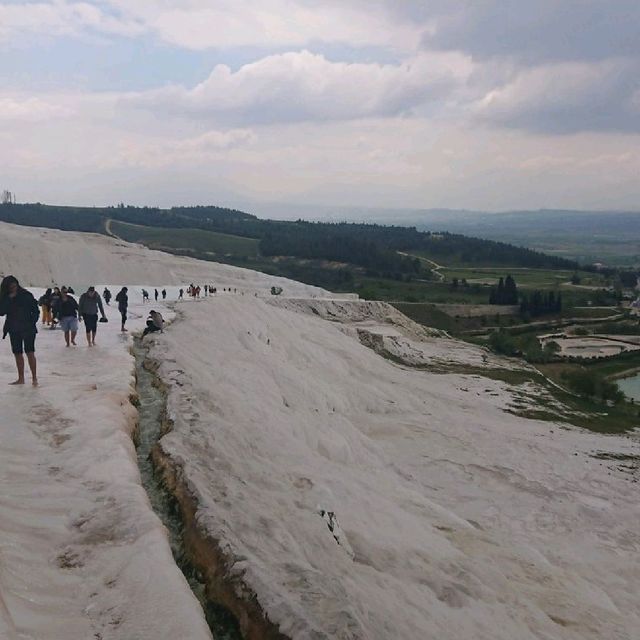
<box><xmin>32</xmin><ymin>379</ymin><xmax>39</xmax><ymax>387</ymax></box>
<box><xmin>9</xmin><ymin>379</ymin><xmax>25</xmax><ymax>385</ymax></box>
<box><xmin>71</xmin><ymin>341</ymin><xmax>77</xmax><ymax>346</ymax></box>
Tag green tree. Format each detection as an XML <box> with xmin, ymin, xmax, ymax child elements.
<box><xmin>504</xmin><ymin>274</ymin><xmax>518</xmax><ymax>304</ymax></box>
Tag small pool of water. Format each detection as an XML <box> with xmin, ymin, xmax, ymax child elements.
<box><xmin>616</xmin><ymin>373</ymin><xmax>640</xmax><ymax>402</ymax></box>
<box><xmin>133</xmin><ymin>339</ymin><xmax>241</xmax><ymax>640</ymax></box>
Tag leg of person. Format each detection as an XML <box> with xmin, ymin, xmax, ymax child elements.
<box><xmin>26</xmin><ymin>353</ymin><xmax>37</xmax><ymax>385</ymax></box>
<box><xmin>71</xmin><ymin>316</ymin><xmax>79</xmax><ymax>345</ymax></box>
<box><xmin>121</xmin><ymin>310</ymin><xmax>127</xmax><ymax>332</ymax></box>
<box><xmin>83</xmin><ymin>315</ymin><xmax>92</xmax><ymax>346</ymax></box>
<box><xmin>23</xmin><ymin>333</ymin><xmax>37</xmax><ymax>386</ymax></box>
<box><xmin>9</xmin><ymin>333</ymin><xmax>25</xmax><ymax>384</ymax></box>
<box><xmin>84</xmin><ymin>314</ymin><xmax>98</xmax><ymax>345</ymax></box>
<box><xmin>12</xmin><ymin>354</ymin><xmax>25</xmax><ymax>384</ymax></box>
<box><xmin>61</xmin><ymin>318</ymin><xmax>71</xmax><ymax>346</ymax></box>
<box><xmin>142</xmin><ymin>319</ymin><xmax>154</xmax><ymax>337</ymax></box>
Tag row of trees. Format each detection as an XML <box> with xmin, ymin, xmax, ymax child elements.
<box><xmin>489</xmin><ymin>275</ymin><xmax>518</xmax><ymax>305</ymax></box>
<box><xmin>488</xmin><ymin>276</ymin><xmax>563</xmax><ymax>317</ymax></box>
<box><xmin>259</xmin><ymin>230</ymin><xmax>422</xmax><ymax>276</ymax></box>
<box><xmin>561</xmin><ymin>370</ymin><xmax>625</xmax><ymax>404</ymax></box>
<box><xmin>520</xmin><ymin>291</ymin><xmax>562</xmax><ymax>317</ymax></box>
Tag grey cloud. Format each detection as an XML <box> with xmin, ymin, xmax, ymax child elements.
<box><xmin>422</xmin><ymin>1</ymin><xmax>640</xmax><ymax>65</ymax></box>
<box><xmin>474</xmin><ymin>58</ymin><xmax>640</xmax><ymax>134</ymax></box>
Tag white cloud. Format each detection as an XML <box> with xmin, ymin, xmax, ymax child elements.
<box><xmin>104</xmin><ymin>0</ymin><xmax>421</xmax><ymax>52</ymax></box>
<box><xmin>111</xmin><ymin>128</ymin><xmax>257</xmax><ymax>169</ymax></box>
<box><xmin>2</xmin><ymin>1</ymin><xmax>640</xmax><ymax>209</ymax></box>
<box><xmin>0</xmin><ymin>1</ymin><xmax>421</xmax><ymax>52</ymax></box>
<box><xmin>0</xmin><ymin>95</ymin><xmax>74</xmax><ymax>121</ymax></box>
<box><xmin>0</xmin><ymin>1</ymin><xmax>144</xmax><ymax>43</ymax></box>
<box><xmin>124</xmin><ymin>49</ymin><xmax>473</xmax><ymax>124</ymax></box>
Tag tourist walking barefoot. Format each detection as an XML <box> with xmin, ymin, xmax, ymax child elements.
<box><xmin>0</xmin><ymin>275</ymin><xmax>39</xmax><ymax>386</ymax></box>
<box><xmin>39</xmin><ymin>288</ymin><xmax>52</xmax><ymax>326</ymax></box>
<box><xmin>78</xmin><ymin>286</ymin><xmax>107</xmax><ymax>346</ymax></box>
<box><xmin>58</xmin><ymin>287</ymin><xmax>79</xmax><ymax>347</ymax></box>
<box><xmin>115</xmin><ymin>287</ymin><xmax>128</xmax><ymax>332</ymax></box>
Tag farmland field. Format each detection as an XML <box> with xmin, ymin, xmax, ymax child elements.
<box><xmin>109</xmin><ymin>220</ymin><xmax>260</xmax><ymax>257</ymax></box>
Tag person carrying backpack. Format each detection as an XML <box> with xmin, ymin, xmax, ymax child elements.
<box><xmin>0</xmin><ymin>275</ymin><xmax>39</xmax><ymax>386</ymax></box>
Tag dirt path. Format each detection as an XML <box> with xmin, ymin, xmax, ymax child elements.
<box><xmin>397</xmin><ymin>251</ymin><xmax>445</xmax><ymax>280</ymax></box>
<box><xmin>104</xmin><ymin>217</ymin><xmax>123</xmax><ymax>241</ymax></box>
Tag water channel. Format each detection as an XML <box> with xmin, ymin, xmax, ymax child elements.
<box><xmin>133</xmin><ymin>338</ymin><xmax>241</xmax><ymax>640</ymax></box>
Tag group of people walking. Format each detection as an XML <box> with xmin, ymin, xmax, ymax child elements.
<box><xmin>0</xmin><ymin>276</ymin><xmax>165</xmax><ymax>387</ymax></box>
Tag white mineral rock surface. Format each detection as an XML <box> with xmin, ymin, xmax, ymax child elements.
<box><xmin>1</xmin><ymin>221</ymin><xmax>638</xmax><ymax>639</ymax></box>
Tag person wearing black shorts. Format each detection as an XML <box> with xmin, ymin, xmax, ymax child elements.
<box><xmin>79</xmin><ymin>286</ymin><xmax>107</xmax><ymax>346</ymax></box>
<box><xmin>0</xmin><ymin>275</ymin><xmax>39</xmax><ymax>386</ymax></box>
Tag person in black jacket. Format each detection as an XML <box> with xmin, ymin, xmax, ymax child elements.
<box><xmin>49</xmin><ymin>286</ymin><xmax>61</xmax><ymax>329</ymax></box>
<box><xmin>0</xmin><ymin>275</ymin><xmax>39</xmax><ymax>386</ymax></box>
<box><xmin>115</xmin><ymin>287</ymin><xmax>128</xmax><ymax>332</ymax></box>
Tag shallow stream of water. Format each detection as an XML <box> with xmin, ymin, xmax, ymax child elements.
<box><xmin>133</xmin><ymin>339</ymin><xmax>241</xmax><ymax>640</ymax></box>
<box><xmin>616</xmin><ymin>372</ymin><xmax>640</xmax><ymax>402</ymax></box>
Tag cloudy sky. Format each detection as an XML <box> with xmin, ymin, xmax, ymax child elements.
<box><xmin>1</xmin><ymin>0</ymin><xmax>639</xmax><ymax>214</ymax></box>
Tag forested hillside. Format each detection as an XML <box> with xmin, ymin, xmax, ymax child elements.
<box><xmin>0</xmin><ymin>202</ymin><xmax>581</xmax><ymax>276</ymax></box>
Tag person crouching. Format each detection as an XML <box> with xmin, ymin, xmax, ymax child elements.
<box><xmin>142</xmin><ymin>310</ymin><xmax>164</xmax><ymax>337</ymax></box>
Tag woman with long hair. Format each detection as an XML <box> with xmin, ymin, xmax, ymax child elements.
<box><xmin>0</xmin><ymin>275</ymin><xmax>39</xmax><ymax>386</ymax></box>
